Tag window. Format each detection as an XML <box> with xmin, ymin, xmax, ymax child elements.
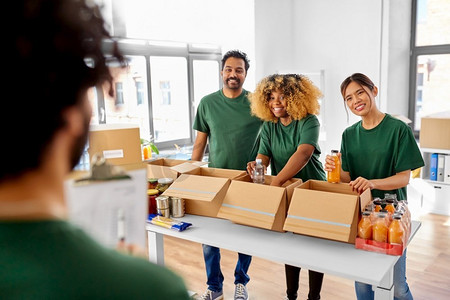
<box><xmin>409</xmin><ymin>0</ymin><xmax>450</xmax><ymax>133</ymax></box>
<box><xmin>90</xmin><ymin>40</ymin><xmax>222</xmax><ymax>151</ymax></box>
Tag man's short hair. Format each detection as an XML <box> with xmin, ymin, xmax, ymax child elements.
<box><xmin>221</xmin><ymin>50</ymin><xmax>250</xmax><ymax>72</ymax></box>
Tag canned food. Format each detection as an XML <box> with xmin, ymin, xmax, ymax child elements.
<box><xmin>170</xmin><ymin>197</ymin><xmax>185</xmax><ymax>218</ymax></box>
<box><xmin>147</xmin><ymin>189</ymin><xmax>159</xmax><ymax>215</ymax></box>
<box><xmin>147</xmin><ymin>178</ymin><xmax>158</xmax><ymax>190</ymax></box>
<box><xmin>156</xmin><ymin>195</ymin><xmax>170</xmax><ymax>218</ymax></box>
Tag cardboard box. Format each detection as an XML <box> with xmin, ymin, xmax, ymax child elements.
<box><xmin>162</xmin><ymin>173</ymin><xmax>231</xmax><ymax>218</ymax></box>
<box><xmin>217</xmin><ymin>175</ymin><xmax>303</xmax><ymax>232</ymax></box>
<box><xmin>185</xmin><ymin>167</ymin><xmax>246</xmax><ymax>179</ymax></box>
<box><xmin>419</xmin><ymin>111</ymin><xmax>450</xmax><ymax>150</ymax></box>
<box><xmin>88</xmin><ymin>124</ymin><xmax>142</xmax><ymax>166</ymax></box>
<box><xmin>283</xmin><ymin>180</ymin><xmax>371</xmax><ymax>243</ymax></box>
<box><xmin>146</xmin><ymin>158</ymin><xmax>202</xmax><ymax>180</ymax></box>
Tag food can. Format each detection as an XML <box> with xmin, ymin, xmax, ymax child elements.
<box><xmin>171</xmin><ymin>197</ymin><xmax>185</xmax><ymax>218</ymax></box>
<box><xmin>156</xmin><ymin>195</ymin><xmax>170</xmax><ymax>218</ymax></box>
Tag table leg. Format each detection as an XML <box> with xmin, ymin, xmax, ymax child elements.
<box><xmin>374</xmin><ymin>267</ymin><xmax>394</xmax><ymax>300</ymax></box>
<box><xmin>147</xmin><ymin>230</ymin><xmax>164</xmax><ymax>266</ymax></box>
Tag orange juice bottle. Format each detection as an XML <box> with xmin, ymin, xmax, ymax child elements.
<box><xmin>388</xmin><ymin>214</ymin><xmax>405</xmax><ymax>245</ymax></box>
<box><xmin>373</xmin><ymin>213</ymin><xmax>388</xmax><ymax>243</ymax></box>
<box><xmin>358</xmin><ymin>211</ymin><xmax>373</xmax><ymax>240</ymax></box>
<box><xmin>327</xmin><ymin>150</ymin><xmax>341</xmax><ymax>183</ymax></box>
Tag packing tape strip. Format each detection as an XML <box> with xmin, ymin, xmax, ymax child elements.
<box><xmin>221</xmin><ymin>203</ymin><xmax>275</xmax><ymax>217</ymax></box>
<box><xmin>286</xmin><ymin>215</ymin><xmax>351</xmax><ymax>228</ymax></box>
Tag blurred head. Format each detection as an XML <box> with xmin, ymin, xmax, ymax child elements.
<box><xmin>1</xmin><ymin>0</ymin><xmax>124</xmax><ymax>182</ymax></box>
<box><xmin>249</xmin><ymin>74</ymin><xmax>322</xmax><ymax>122</ymax></box>
<box><xmin>340</xmin><ymin>73</ymin><xmax>378</xmax><ymax>117</ymax></box>
<box><xmin>221</xmin><ymin>50</ymin><xmax>249</xmax><ymax>91</ymax></box>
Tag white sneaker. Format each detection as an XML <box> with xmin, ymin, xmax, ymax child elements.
<box><xmin>234</xmin><ymin>283</ymin><xmax>249</xmax><ymax>300</ymax></box>
<box><xmin>200</xmin><ymin>289</ymin><xmax>223</xmax><ymax>300</ymax></box>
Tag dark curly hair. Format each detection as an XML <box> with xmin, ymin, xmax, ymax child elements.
<box><xmin>249</xmin><ymin>74</ymin><xmax>322</xmax><ymax>122</ymax></box>
<box><xmin>2</xmin><ymin>0</ymin><xmax>124</xmax><ymax>181</ymax></box>
<box><xmin>221</xmin><ymin>50</ymin><xmax>250</xmax><ymax>72</ymax></box>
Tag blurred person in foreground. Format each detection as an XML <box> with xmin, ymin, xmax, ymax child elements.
<box><xmin>0</xmin><ymin>1</ymin><xmax>190</xmax><ymax>299</ymax></box>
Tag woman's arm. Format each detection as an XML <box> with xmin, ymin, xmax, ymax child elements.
<box><xmin>349</xmin><ymin>170</ymin><xmax>411</xmax><ymax>194</ymax></box>
<box><xmin>271</xmin><ymin>144</ymin><xmax>315</xmax><ymax>187</ymax></box>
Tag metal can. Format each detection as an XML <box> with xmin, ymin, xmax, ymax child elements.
<box><xmin>155</xmin><ymin>195</ymin><xmax>170</xmax><ymax>218</ymax></box>
<box><xmin>170</xmin><ymin>197</ymin><xmax>185</xmax><ymax>218</ymax></box>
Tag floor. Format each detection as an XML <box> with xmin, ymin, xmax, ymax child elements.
<box><xmin>159</xmin><ymin>186</ymin><xmax>450</xmax><ymax>299</ymax></box>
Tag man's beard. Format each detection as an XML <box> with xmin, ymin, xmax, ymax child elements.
<box><xmin>225</xmin><ymin>77</ymin><xmax>241</xmax><ymax>90</ymax></box>
<box><xmin>69</xmin><ymin>112</ymin><xmax>90</xmax><ymax>170</ymax></box>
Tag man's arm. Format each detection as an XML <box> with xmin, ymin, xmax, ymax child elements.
<box><xmin>191</xmin><ymin>131</ymin><xmax>208</xmax><ymax>161</ymax></box>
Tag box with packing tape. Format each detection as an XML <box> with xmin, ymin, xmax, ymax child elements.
<box><xmin>161</xmin><ymin>167</ymin><xmax>244</xmax><ymax>218</ymax></box>
<box><xmin>283</xmin><ymin>180</ymin><xmax>371</xmax><ymax>243</ymax></box>
<box><xmin>217</xmin><ymin>175</ymin><xmax>303</xmax><ymax>232</ymax></box>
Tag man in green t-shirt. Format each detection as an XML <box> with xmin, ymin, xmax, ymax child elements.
<box><xmin>0</xmin><ymin>2</ymin><xmax>190</xmax><ymax>299</ymax></box>
<box><xmin>192</xmin><ymin>50</ymin><xmax>262</xmax><ymax>300</ymax></box>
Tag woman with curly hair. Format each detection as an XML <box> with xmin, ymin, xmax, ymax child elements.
<box><xmin>247</xmin><ymin>74</ymin><xmax>326</xmax><ymax>300</ymax></box>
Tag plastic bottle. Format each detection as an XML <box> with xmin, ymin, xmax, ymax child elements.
<box><xmin>327</xmin><ymin>150</ymin><xmax>341</xmax><ymax>183</ymax></box>
<box><xmin>253</xmin><ymin>158</ymin><xmax>265</xmax><ymax>184</ymax></box>
<box><xmin>373</xmin><ymin>212</ymin><xmax>388</xmax><ymax>243</ymax></box>
<box><xmin>388</xmin><ymin>214</ymin><xmax>405</xmax><ymax>245</ymax></box>
<box><xmin>358</xmin><ymin>211</ymin><xmax>373</xmax><ymax>240</ymax></box>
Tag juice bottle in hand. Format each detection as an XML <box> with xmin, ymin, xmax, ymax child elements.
<box><xmin>327</xmin><ymin>150</ymin><xmax>341</xmax><ymax>183</ymax></box>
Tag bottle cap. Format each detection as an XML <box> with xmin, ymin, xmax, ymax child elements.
<box><xmin>331</xmin><ymin>150</ymin><xmax>339</xmax><ymax>154</ymax></box>
<box><xmin>256</xmin><ymin>158</ymin><xmax>262</xmax><ymax>163</ymax></box>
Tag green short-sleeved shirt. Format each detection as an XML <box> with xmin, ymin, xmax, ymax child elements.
<box><xmin>193</xmin><ymin>89</ymin><xmax>263</xmax><ymax>170</ymax></box>
<box><xmin>340</xmin><ymin>114</ymin><xmax>424</xmax><ymax>199</ymax></box>
<box><xmin>0</xmin><ymin>220</ymin><xmax>190</xmax><ymax>300</ymax></box>
<box><xmin>258</xmin><ymin>114</ymin><xmax>326</xmax><ymax>181</ymax></box>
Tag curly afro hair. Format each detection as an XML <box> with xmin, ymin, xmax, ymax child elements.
<box><xmin>249</xmin><ymin>74</ymin><xmax>322</xmax><ymax>122</ymax></box>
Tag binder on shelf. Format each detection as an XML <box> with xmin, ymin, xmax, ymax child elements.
<box><xmin>445</xmin><ymin>155</ymin><xmax>450</xmax><ymax>183</ymax></box>
<box><xmin>430</xmin><ymin>153</ymin><xmax>438</xmax><ymax>181</ymax></box>
<box><xmin>437</xmin><ymin>154</ymin><xmax>445</xmax><ymax>182</ymax></box>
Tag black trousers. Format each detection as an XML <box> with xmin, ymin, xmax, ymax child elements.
<box><xmin>285</xmin><ymin>264</ymin><xmax>324</xmax><ymax>300</ymax></box>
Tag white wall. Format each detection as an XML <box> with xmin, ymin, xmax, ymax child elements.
<box><xmin>254</xmin><ymin>0</ymin><xmax>411</xmax><ymax>158</ymax></box>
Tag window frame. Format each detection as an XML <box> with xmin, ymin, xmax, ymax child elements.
<box><xmin>101</xmin><ymin>39</ymin><xmax>222</xmax><ymax>150</ymax></box>
<box><xmin>408</xmin><ymin>0</ymin><xmax>450</xmax><ymax>137</ymax></box>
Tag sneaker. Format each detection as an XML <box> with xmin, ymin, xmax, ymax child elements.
<box><xmin>234</xmin><ymin>283</ymin><xmax>249</xmax><ymax>300</ymax></box>
<box><xmin>200</xmin><ymin>289</ymin><xmax>223</xmax><ymax>300</ymax></box>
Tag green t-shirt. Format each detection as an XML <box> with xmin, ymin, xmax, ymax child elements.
<box><xmin>0</xmin><ymin>220</ymin><xmax>190</xmax><ymax>300</ymax></box>
<box><xmin>258</xmin><ymin>114</ymin><xmax>326</xmax><ymax>181</ymax></box>
<box><xmin>193</xmin><ymin>89</ymin><xmax>263</xmax><ymax>170</ymax></box>
<box><xmin>340</xmin><ymin>114</ymin><xmax>424</xmax><ymax>199</ymax></box>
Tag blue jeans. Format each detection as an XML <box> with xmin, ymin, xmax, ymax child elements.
<box><xmin>202</xmin><ymin>244</ymin><xmax>252</xmax><ymax>292</ymax></box>
<box><xmin>355</xmin><ymin>250</ymin><xmax>413</xmax><ymax>300</ymax></box>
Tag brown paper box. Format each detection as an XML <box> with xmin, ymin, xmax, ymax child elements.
<box><xmin>185</xmin><ymin>167</ymin><xmax>246</xmax><ymax>179</ymax></box>
<box><xmin>88</xmin><ymin>124</ymin><xmax>141</xmax><ymax>166</ymax></box>
<box><xmin>217</xmin><ymin>175</ymin><xmax>303</xmax><ymax>232</ymax></box>
<box><xmin>146</xmin><ymin>158</ymin><xmax>201</xmax><ymax>180</ymax></box>
<box><xmin>283</xmin><ymin>180</ymin><xmax>372</xmax><ymax>243</ymax></box>
<box><xmin>419</xmin><ymin>111</ymin><xmax>450</xmax><ymax>150</ymax></box>
<box><xmin>162</xmin><ymin>173</ymin><xmax>231</xmax><ymax>218</ymax></box>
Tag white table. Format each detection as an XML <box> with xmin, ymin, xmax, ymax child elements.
<box><xmin>146</xmin><ymin>215</ymin><xmax>421</xmax><ymax>300</ymax></box>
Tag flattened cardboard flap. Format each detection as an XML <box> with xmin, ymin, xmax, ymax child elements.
<box><xmin>163</xmin><ymin>173</ymin><xmax>230</xmax><ymax>202</ymax></box>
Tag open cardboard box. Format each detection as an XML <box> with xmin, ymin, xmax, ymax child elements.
<box><xmin>162</xmin><ymin>170</ymin><xmax>235</xmax><ymax>218</ymax></box>
<box><xmin>217</xmin><ymin>174</ymin><xmax>303</xmax><ymax>232</ymax></box>
<box><xmin>146</xmin><ymin>158</ymin><xmax>204</xmax><ymax>180</ymax></box>
<box><xmin>283</xmin><ymin>180</ymin><xmax>371</xmax><ymax>243</ymax></box>
<box><xmin>185</xmin><ymin>166</ymin><xmax>246</xmax><ymax>179</ymax></box>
